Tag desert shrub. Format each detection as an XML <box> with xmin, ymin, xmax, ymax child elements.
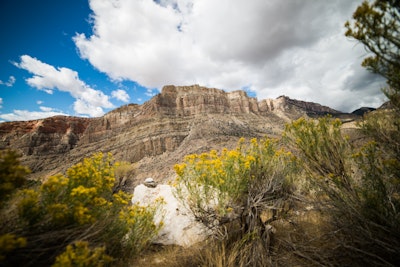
<box><xmin>113</xmin><ymin>161</ymin><xmax>135</xmax><ymax>192</ymax></box>
<box><xmin>0</xmin><ymin>152</ymin><xmax>163</xmax><ymax>266</ymax></box>
<box><xmin>284</xmin><ymin>116</ymin><xmax>400</xmax><ymax>266</ymax></box>
<box><xmin>52</xmin><ymin>241</ymin><xmax>112</xmax><ymax>267</ymax></box>
<box><xmin>360</xmin><ymin>109</ymin><xmax>400</xmax><ymax>173</ymax></box>
<box><xmin>174</xmin><ymin>137</ymin><xmax>298</xmax><ymax>266</ymax></box>
<box><xmin>0</xmin><ymin>233</ymin><xmax>27</xmax><ymax>262</ymax></box>
<box><xmin>0</xmin><ymin>150</ymin><xmax>30</xmax><ymax>205</ymax></box>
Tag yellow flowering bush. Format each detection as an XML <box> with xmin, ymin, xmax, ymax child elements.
<box><xmin>284</xmin><ymin>117</ymin><xmax>352</xmax><ymax>187</ymax></box>
<box><xmin>0</xmin><ymin>234</ymin><xmax>26</xmax><ymax>261</ymax></box>
<box><xmin>0</xmin><ymin>150</ymin><xmax>30</xmax><ymax>205</ymax></box>
<box><xmin>175</xmin><ymin>137</ymin><xmax>297</xmax><ymax>231</ymax></box>
<box><xmin>52</xmin><ymin>241</ymin><xmax>112</xmax><ymax>267</ymax></box>
<box><xmin>16</xmin><ymin>189</ymin><xmax>41</xmax><ymax>225</ymax></box>
<box><xmin>174</xmin><ymin>137</ymin><xmax>297</xmax><ymax>265</ymax></box>
<box><xmin>2</xmin><ymin>152</ymin><xmax>162</xmax><ymax>266</ymax></box>
<box><xmin>174</xmin><ymin>144</ymin><xmax>257</xmax><ymax>219</ymax></box>
<box><xmin>117</xmin><ymin>202</ymin><xmax>162</xmax><ymax>254</ymax></box>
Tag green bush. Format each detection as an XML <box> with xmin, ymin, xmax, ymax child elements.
<box><xmin>284</xmin><ymin>116</ymin><xmax>400</xmax><ymax>266</ymax></box>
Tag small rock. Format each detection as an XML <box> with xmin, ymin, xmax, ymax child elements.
<box><xmin>144</xmin><ymin>177</ymin><xmax>157</xmax><ymax>188</ymax></box>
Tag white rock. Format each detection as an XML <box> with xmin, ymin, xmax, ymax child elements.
<box><xmin>144</xmin><ymin>177</ymin><xmax>157</xmax><ymax>188</ymax></box>
<box><xmin>144</xmin><ymin>177</ymin><xmax>154</xmax><ymax>183</ymax></box>
<box><xmin>132</xmin><ymin>184</ymin><xmax>210</xmax><ymax>247</ymax></box>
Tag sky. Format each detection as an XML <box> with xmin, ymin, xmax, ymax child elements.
<box><xmin>0</xmin><ymin>0</ymin><xmax>388</xmax><ymax>122</ymax></box>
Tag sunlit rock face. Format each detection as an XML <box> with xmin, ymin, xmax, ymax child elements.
<box><xmin>0</xmin><ymin>85</ymin><xmax>358</xmax><ymax>186</ymax></box>
<box><xmin>132</xmin><ymin>181</ymin><xmax>209</xmax><ymax>247</ymax></box>
<box><xmin>0</xmin><ymin>116</ymin><xmax>90</xmax><ymax>155</ymax></box>
<box><xmin>0</xmin><ymin>116</ymin><xmax>90</xmax><ymax>176</ymax></box>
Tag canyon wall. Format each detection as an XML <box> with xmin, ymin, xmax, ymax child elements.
<box><xmin>0</xmin><ymin>85</ymin><xmax>355</xmax><ymax>188</ymax></box>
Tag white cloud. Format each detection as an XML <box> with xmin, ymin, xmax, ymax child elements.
<box><xmin>39</xmin><ymin>106</ymin><xmax>54</xmax><ymax>112</ymax></box>
<box><xmin>111</xmin><ymin>89</ymin><xmax>130</xmax><ymax>102</ymax></box>
<box><xmin>0</xmin><ymin>97</ymin><xmax>3</xmax><ymax>108</ymax></box>
<box><xmin>14</xmin><ymin>55</ymin><xmax>114</xmax><ymax>117</ymax></box>
<box><xmin>0</xmin><ymin>76</ymin><xmax>16</xmax><ymax>87</ymax></box>
<box><xmin>145</xmin><ymin>88</ymin><xmax>157</xmax><ymax>97</ymax></box>
<box><xmin>37</xmin><ymin>100</ymin><xmax>43</xmax><ymax>105</ymax></box>
<box><xmin>74</xmin><ymin>0</ymin><xmax>386</xmax><ymax>112</ymax></box>
<box><xmin>0</xmin><ymin>100</ymin><xmax>69</xmax><ymax>121</ymax></box>
<box><xmin>0</xmin><ymin>109</ymin><xmax>68</xmax><ymax>122</ymax></box>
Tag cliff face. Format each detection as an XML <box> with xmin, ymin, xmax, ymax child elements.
<box><xmin>145</xmin><ymin>85</ymin><xmax>260</xmax><ymax>115</ymax></box>
<box><xmin>0</xmin><ymin>116</ymin><xmax>90</xmax><ymax>155</ymax></box>
<box><xmin>142</xmin><ymin>85</ymin><xmax>341</xmax><ymax>117</ymax></box>
<box><xmin>0</xmin><ymin>85</ymin><xmax>355</xmax><ymax>188</ymax></box>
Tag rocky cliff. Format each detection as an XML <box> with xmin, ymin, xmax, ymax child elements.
<box><xmin>0</xmin><ymin>85</ymin><xmax>358</xmax><ymax>188</ymax></box>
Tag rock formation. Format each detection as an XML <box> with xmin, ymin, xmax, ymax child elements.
<box><xmin>0</xmin><ymin>116</ymin><xmax>90</xmax><ymax>177</ymax></box>
<box><xmin>0</xmin><ymin>85</ymin><xmax>359</xmax><ymax>188</ymax></box>
<box><xmin>132</xmin><ymin>180</ymin><xmax>210</xmax><ymax>247</ymax></box>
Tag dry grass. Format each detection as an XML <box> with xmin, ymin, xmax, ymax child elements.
<box><xmin>271</xmin><ymin>206</ymin><xmax>334</xmax><ymax>267</ymax></box>
<box><xmin>126</xmin><ymin>197</ymin><xmax>335</xmax><ymax>267</ymax></box>
<box><xmin>128</xmin><ymin>244</ymin><xmax>201</xmax><ymax>267</ymax></box>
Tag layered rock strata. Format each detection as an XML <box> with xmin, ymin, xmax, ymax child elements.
<box><xmin>0</xmin><ymin>85</ymin><xmax>356</xmax><ymax>187</ymax></box>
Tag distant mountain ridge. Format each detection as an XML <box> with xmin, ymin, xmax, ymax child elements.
<box><xmin>351</xmin><ymin>107</ymin><xmax>376</xmax><ymax>116</ymax></box>
<box><xmin>0</xmin><ymin>85</ymin><xmax>363</xmax><ymax>188</ymax></box>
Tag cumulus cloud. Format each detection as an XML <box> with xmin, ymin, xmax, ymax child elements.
<box><xmin>14</xmin><ymin>55</ymin><xmax>114</xmax><ymax>117</ymax></box>
<box><xmin>0</xmin><ymin>104</ymin><xmax>68</xmax><ymax>121</ymax></box>
<box><xmin>0</xmin><ymin>109</ymin><xmax>68</xmax><ymax>122</ymax></box>
<box><xmin>111</xmin><ymin>89</ymin><xmax>130</xmax><ymax>102</ymax></box>
<box><xmin>0</xmin><ymin>76</ymin><xmax>16</xmax><ymax>87</ymax></box>
<box><xmin>74</xmin><ymin>0</ymin><xmax>386</xmax><ymax>112</ymax></box>
<box><xmin>39</xmin><ymin>106</ymin><xmax>55</xmax><ymax>112</ymax></box>
<box><xmin>0</xmin><ymin>97</ymin><xmax>3</xmax><ymax>108</ymax></box>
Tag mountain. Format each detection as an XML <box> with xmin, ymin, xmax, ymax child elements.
<box><xmin>0</xmin><ymin>85</ymin><xmax>360</xmax><ymax>190</ymax></box>
<box><xmin>352</xmin><ymin>107</ymin><xmax>376</xmax><ymax>116</ymax></box>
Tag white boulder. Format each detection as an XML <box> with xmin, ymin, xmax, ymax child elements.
<box><xmin>132</xmin><ymin>182</ymin><xmax>210</xmax><ymax>247</ymax></box>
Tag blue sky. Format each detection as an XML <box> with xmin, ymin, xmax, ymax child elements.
<box><xmin>0</xmin><ymin>0</ymin><xmax>387</xmax><ymax>122</ymax></box>
<box><xmin>0</xmin><ymin>0</ymin><xmax>155</xmax><ymax>121</ymax></box>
